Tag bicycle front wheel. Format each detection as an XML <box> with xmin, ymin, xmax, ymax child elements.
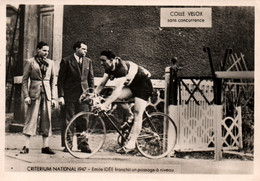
<box><xmin>136</xmin><ymin>112</ymin><xmax>177</xmax><ymax>159</ymax></box>
<box><xmin>64</xmin><ymin>111</ymin><xmax>106</xmax><ymax>159</ymax></box>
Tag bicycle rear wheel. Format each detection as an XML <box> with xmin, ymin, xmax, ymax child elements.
<box><xmin>136</xmin><ymin>112</ymin><xmax>177</xmax><ymax>159</ymax></box>
<box><xmin>64</xmin><ymin>111</ymin><xmax>106</xmax><ymax>159</ymax></box>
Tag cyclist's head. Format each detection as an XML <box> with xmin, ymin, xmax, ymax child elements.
<box><xmin>99</xmin><ymin>50</ymin><xmax>115</xmax><ymax>70</ymax></box>
<box><xmin>100</xmin><ymin>50</ymin><xmax>116</xmax><ymax>60</ymax></box>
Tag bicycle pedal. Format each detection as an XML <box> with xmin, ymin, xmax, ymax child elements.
<box><xmin>120</xmin><ymin>122</ymin><xmax>130</xmax><ymax>130</ymax></box>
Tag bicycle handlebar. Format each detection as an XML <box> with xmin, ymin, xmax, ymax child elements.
<box><xmin>80</xmin><ymin>88</ymin><xmax>110</xmax><ymax>112</ymax></box>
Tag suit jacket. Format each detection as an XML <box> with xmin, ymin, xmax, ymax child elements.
<box><xmin>57</xmin><ymin>54</ymin><xmax>94</xmax><ymax>102</ymax></box>
<box><xmin>22</xmin><ymin>57</ymin><xmax>55</xmax><ymax>101</ymax></box>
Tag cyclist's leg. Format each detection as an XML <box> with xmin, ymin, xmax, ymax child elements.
<box><xmin>117</xmin><ymin>87</ymin><xmax>133</xmax><ymax>100</ymax></box>
<box><xmin>117</xmin><ymin>87</ymin><xmax>134</xmax><ymax>123</ymax></box>
<box><xmin>118</xmin><ymin>103</ymin><xmax>134</xmax><ymax>122</ymax></box>
<box><xmin>124</xmin><ymin>97</ymin><xmax>147</xmax><ymax>149</ymax></box>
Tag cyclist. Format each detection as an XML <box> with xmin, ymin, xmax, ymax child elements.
<box><xmin>95</xmin><ymin>50</ymin><xmax>153</xmax><ymax>154</ymax></box>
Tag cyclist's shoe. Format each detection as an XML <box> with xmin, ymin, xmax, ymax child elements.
<box><xmin>116</xmin><ymin>146</ymin><xmax>135</xmax><ymax>154</ymax></box>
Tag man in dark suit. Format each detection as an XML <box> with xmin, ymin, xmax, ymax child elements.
<box><xmin>57</xmin><ymin>41</ymin><xmax>94</xmax><ymax>152</ymax></box>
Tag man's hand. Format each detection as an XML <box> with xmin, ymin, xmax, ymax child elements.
<box><xmin>79</xmin><ymin>94</ymin><xmax>85</xmax><ymax>104</ymax></box>
<box><xmin>79</xmin><ymin>91</ymin><xmax>95</xmax><ymax>104</ymax></box>
<box><xmin>58</xmin><ymin>97</ymin><xmax>65</xmax><ymax>106</ymax></box>
<box><xmin>24</xmin><ymin>97</ymin><xmax>31</xmax><ymax>105</ymax></box>
<box><xmin>79</xmin><ymin>93</ymin><xmax>89</xmax><ymax>104</ymax></box>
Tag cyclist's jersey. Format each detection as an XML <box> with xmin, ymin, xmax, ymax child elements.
<box><xmin>105</xmin><ymin>57</ymin><xmax>153</xmax><ymax>101</ymax></box>
<box><xmin>105</xmin><ymin>57</ymin><xmax>150</xmax><ymax>82</ymax></box>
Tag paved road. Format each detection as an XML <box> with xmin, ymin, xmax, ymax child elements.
<box><xmin>4</xmin><ymin>133</ymin><xmax>254</xmax><ymax>174</ymax></box>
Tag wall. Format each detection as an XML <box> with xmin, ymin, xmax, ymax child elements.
<box><xmin>62</xmin><ymin>6</ymin><xmax>254</xmax><ymax>79</ymax></box>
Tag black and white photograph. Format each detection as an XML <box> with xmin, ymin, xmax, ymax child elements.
<box><xmin>1</xmin><ymin>0</ymin><xmax>259</xmax><ymax>180</ymax></box>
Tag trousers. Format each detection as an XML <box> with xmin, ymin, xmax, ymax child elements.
<box><xmin>61</xmin><ymin>101</ymin><xmax>89</xmax><ymax>147</ymax></box>
<box><xmin>23</xmin><ymin>92</ymin><xmax>52</xmax><ymax>136</ymax></box>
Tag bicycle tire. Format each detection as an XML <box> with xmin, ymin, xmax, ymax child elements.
<box><xmin>64</xmin><ymin>111</ymin><xmax>106</xmax><ymax>159</ymax></box>
<box><xmin>136</xmin><ymin>112</ymin><xmax>177</xmax><ymax>159</ymax></box>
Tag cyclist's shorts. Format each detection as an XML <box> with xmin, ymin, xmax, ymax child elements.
<box><xmin>129</xmin><ymin>77</ymin><xmax>153</xmax><ymax>101</ymax></box>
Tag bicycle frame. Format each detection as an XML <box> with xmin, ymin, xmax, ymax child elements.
<box><xmin>66</xmin><ymin>88</ymin><xmax>177</xmax><ymax>159</ymax></box>
<box><xmin>98</xmin><ymin>109</ymin><xmax>156</xmax><ymax>143</ymax></box>
<box><xmin>99</xmin><ymin>111</ymin><xmax>128</xmax><ymax>142</ymax></box>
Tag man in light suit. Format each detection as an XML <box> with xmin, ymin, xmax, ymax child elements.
<box><xmin>20</xmin><ymin>41</ymin><xmax>56</xmax><ymax>154</ymax></box>
<box><xmin>58</xmin><ymin>41</ymin><xmax>94</xmax><ymax>153</ymax></box>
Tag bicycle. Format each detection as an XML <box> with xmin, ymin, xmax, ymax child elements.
<box><xmin>64</xmin><ymin>88</ymin><xmax>177</xmax><ymax>159</ymax></box>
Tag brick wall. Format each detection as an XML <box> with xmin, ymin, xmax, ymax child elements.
<box><xmin>62</xmin><ymin>6</ymin><xmax>254</xmax><ymax>79</ymax></box>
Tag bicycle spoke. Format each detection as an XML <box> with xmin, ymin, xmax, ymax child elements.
<box><xmin>65</xmin><ymin>112</ymin><xmax>106</xmax><ymax>159</ymax></box>
<box><xmin>136</xmin><ymin>112</ymin><xmax>177</xmax><ymax>159</ymax></box>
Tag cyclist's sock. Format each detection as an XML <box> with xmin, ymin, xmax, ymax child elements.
<box><xmin>124</xmin><ymin>139</ymin><xmax>136</xmax><ymax>149</ymax></box>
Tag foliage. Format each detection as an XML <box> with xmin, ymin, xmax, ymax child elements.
<box><xmin>241</xmin><ymin>97</ymin><xmax>254</xmax><ymax>154</ymax></box>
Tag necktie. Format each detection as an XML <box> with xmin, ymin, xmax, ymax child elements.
<box><xmin>78</xmin><ymin>57</ymin><xmax>82</xmax><ymax>70</ymax></box>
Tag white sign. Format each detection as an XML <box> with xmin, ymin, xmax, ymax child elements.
<box><xmin>160</xmin><ymin>8</ymin><xmax>212</xmax><ymax>28</ymax></box>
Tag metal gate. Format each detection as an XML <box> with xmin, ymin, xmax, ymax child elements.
<box><xmin>176</xmin><ymin>79</ymin><xmax>242</xmax><ymax>151</ymax></box>
<box><xmin>177</xmin><ymin>79</ymin><xmax>215</xmax><ymax>151</ymax></box>
<box><xmin>165</xmin><ymin>67</ymin><xmax>243</xmax><ymax>152</ymax></box>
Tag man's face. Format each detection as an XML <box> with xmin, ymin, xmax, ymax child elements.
<box><xmin>37</xmin><ymin>45</ymin><xmax>49</xmax><ymax>59</ymax></box>
<box><xmin>99</xmin><ymin>55</ymin><xmax>113</xmax><ymax>70</ymax></box>
<box><xmin>76</xmin><ymin>43</ymin><xmax>87</xmax><ymax>57</ymax></box>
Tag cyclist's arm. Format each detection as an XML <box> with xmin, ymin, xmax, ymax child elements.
<box><xmin>103</xmin><ymin>62</ymin><xmax>138</xmax><ymax>106</ymax></box>
<box><xmin>125</xmin><ymin>61</ymin><xmax>138</xmax><ymax>86</ymax></box>
<box><xmin>95</xmin><ymin>73</ymin><xmax>109</xmax><ymax>95</ymax></box>
<box><xmin>103</xmin><ymin>77</ymin><xmax>126</xmax><ymax>107</ymax></box>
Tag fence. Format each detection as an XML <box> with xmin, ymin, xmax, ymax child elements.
<box><xmin>165</xmin><ymin>67</ymin><xmax>244</xmax><ymax>155</ymax></box>
<box><xmin>175</xmin><ymin>79</ymin><xmax>242</xmax><ymax>151</ymax></box>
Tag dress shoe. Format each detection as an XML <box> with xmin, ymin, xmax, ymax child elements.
<box><xmin>63</xmin><ymin>145</ymin><xmax>72</xmax><ymax>152</ymax></box>
<box><xmin>80</xmin><ymin>145</ymin><xmax>92</xmax><ymax>153</ymax></box>
<box><xmin>78</xmin><ymin>136</ymin><xmax>91</xmax><ymax>153</ymax></box>
<box><xmin>20</xmin><ymin>146</ymin><xmax>29</xmax><ymax>154</ymax></box>
<box><xmin>42</xmin><ymin>147</ymin><xmax>55</xmax><ymax>154</ymax></box>
<box><xmin>116</xmin><ymin>146</ymin><xmax>135</xmax><ymax>154</ymax></box>
<box><xmin>63</xmin><ymin>147</ymin><xmax>69</xmax><ymax>152</ymax></box>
